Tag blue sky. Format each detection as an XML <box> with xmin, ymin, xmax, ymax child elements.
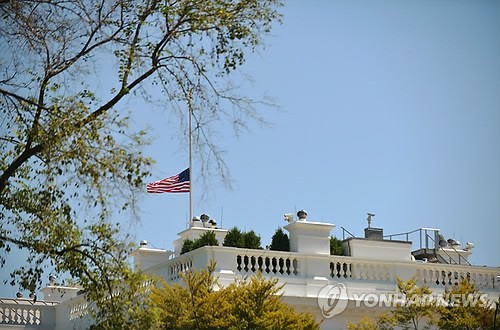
<box><xmin>138</xmin><ymin>0</ymin><xmax>499</xmax><ymax>266</ymax></box>
<box><xmin>1</xmin><ymin>0</ymin><xmax>499</xmax><ymax>297</ymax></box>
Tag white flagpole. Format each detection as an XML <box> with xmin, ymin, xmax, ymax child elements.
<box><xmin>188</xmin><ymin>90</ymin><xmax>193</xmax><ymax>224</ymax></box>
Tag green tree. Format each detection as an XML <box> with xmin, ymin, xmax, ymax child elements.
<box><xmin>348</xmin><ymin>277</ymin><xmax>498</xmax><ymax>330</ymax></box>
<box><xmin>347</xmin><ymin>316</ymin><xmax>378</xmax><ymax>330</ymax></box>
<box><xmin>269</xmin><ymin>227</ymin><xmax>290</xmax><ymax>252</ymax></box>
<box><xmin>181</xmin><ymin>231</ymin><xmax>219</xmax><ymax>254</ymax></box>
<box><xmin>347</xmin><ymin>277</ymin><xmax>434</xmax><ymax>330</ymax></box>
<box><xmin>0</xmin><ymin>0</ymin><xmax>282</xmax><ymax>327</ymax></box>
<box><xmin>347</xmin><ymin>314</ymin><xmax>394</xmax><ymax>330</ymax></box>
<box><xmin>223</xmin><ymin>227</ymin><xmax>262</xmax><ymax>249</ymax></box>
<box><xmin>149</xmin><ymin>263</ymin><xmax>320</xmax><ymax>329</ymax></box>
<box><xmin>181</xmin><ymin>239</ymin><xmax>196</xmax><ymax>255</ymax></box>
<box><xmin>435</xmin><ymin>278</ymin><xmax>495</xmax><ymax>330</ymax></box>
<box><xmin>223</xmin><ymin>227</ymin><xmax>244</xmax><ymax>247</ymax></box>
<box><xmin>330</xmin><ymin>236</ymin><xmax>344</xmax><ymax>255</ymax></box>
<box><xmin>242</xmin><ymin>230</ymin><xmax>263</xmax><ymax>249</ymax></box>
<box><xmin>388</xmin><ymin>277</ymin><xmax>435</xmax><ymax>330</ymax></box>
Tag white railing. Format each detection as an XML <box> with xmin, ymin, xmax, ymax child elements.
<box><xmin>0</xmin><ymin>299</ymin><xmax>56</xmax><ymax>327</ymax></box>
<box><xmin>168</xmin><ymin>254</ymin><xmax>193</xmax><ymax>281</ymax></box>
<box><xmin>235</xmin><ymin>252</ymin><xmax>299</xmax><ymax>276</ymax></box>
<box><xmin>159</xmin><ymin>246</ymin><xmax>500</xmax><ymax>293</ymax></box>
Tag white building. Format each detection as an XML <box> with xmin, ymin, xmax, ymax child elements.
<box><xmin>1</xmin><ymin>211</ymin><xmax>499</xmax><ymax>329</ymax></box>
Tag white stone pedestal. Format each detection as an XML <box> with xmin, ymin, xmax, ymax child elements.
<box><xmin>284</xmin><ymin>221</ymin><xmax>335</xmax><ymax>255</ymax></box>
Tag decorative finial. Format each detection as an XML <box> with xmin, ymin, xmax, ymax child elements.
<box><xmin>297</xmin><ymin>210</ymin><xmax>308</xmax><ymax>221</ymax></box>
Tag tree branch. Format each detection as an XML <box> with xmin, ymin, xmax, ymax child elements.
<box><xmin>0</xmin><ymin>143</ymin><xmax>43</xmax><ymax>192</ymax></box>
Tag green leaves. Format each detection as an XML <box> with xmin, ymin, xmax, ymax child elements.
<box><xmin>181</xmin><ymin>231</ymin><xmax>219</xmax><ymax>254</ymax></box>
<box><xmin>149</xmin><ymin>263</ymin><xmax>320</xmax><ymax>329</ymax></box>
<box><xmin>330</xmin><ymin>236</ymin><xmax>344</xmax><ymax>255</ymax></box>
<box><xmin>223</xmin><ymin>226</ymin><xmax>263</xmax><ymax>249</ymax></box>
<box><xmin>269</xmin><ymin>227</ymin><xmax>290</xmax><ymax>252</ymax></box>
<box><xmin>0</xmin><ymin>0</ymin><xmax>282</xmax><ymax>327</ymax></box>
<box><xmin>435</xmin><ymin>279</ymin><xmax>495</xmax><ymax>330</ymax></box>
<box><xmin>348</xmin><ymin>277</ymin><xmax>495</xmax><ymax>330</ymax></box>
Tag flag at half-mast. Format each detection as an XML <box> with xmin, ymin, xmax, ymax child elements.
<box><xmin>146</xmin><ymin>168</ymin><xmax>190</xmax><ymax>193</ymax></box>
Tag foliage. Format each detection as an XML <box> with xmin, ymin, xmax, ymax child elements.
<box><xmin>148</xmin><ymin>262</ymin><xmax>320</xmax><ymax>329</ymax></box>
<box><xmin>181</xmin><ymin>231</ymin><xmax>219</xmax><ymax>254</ymax></box>
<box><xmin>347</xmin><ymin>316</ymin><xmax>377</xmax><ymax>330</ymax></box>
<box><xmin>269</xmin><ymin>227</ymin><xmax>290</xmax><ymax>252</ymax></box>
<box><xmin>223</xmin><ymin>227</ymin><xmax>263</xmax><ymax>249</ymax></box>
<box><xmin>347</xmin><ymin>313</ymin><xmax>396</xmax><ymax>330</ymax></box>
<box><xmin>223</xmin><ymin>227</ymin><xmax>244</xmax><ymax>247</ymax></box>
<box><xmin>434</xmin><ymin>278</ymin><xmax>495</xmax><ymax>330</ymax></box>
<box><xmin>0</xmin><ymin>0</ymin><xmax>282</xmax><ymax>327</ymax></box>
<box><xmin>330</xmin><ymin>236</ymin><xmax>344</xmax><ymax>255</ymax></box>
<box><xmin>180</xmin><ymin>239</ymin><xmax>196</xmax><ymax>255</ymax></box>
<box><xmin>90</xmin><ymin>272</ymin><xmax>157</xmax><ymax>330</ymax></box>
<box><xmin>242</xmin><ymin>230</ymin><xmax>263</xmax><ymax>249</ymax></box>
<box><xmin>347</xmin><ymin>277</ymin><xmax>497</xmax><ymax>330</ymax></box>
<box><xmin>346</xmin><ymin>277</ymin><xmax>434</xmax><ymax>330</ymax></box>
<box><xmin>388</xmin><ymin>277</ymin><xmax>435</xmax><ymax>330</ymax></box>
<box><xmin>347</xmin><ymin>319</ymin><xmax>375</xmax><ymax>330</ymax></box>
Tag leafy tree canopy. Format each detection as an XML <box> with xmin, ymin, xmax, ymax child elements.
<box><xmin>242</xmin><ymin>230</ymin><xmax>262</xmax><ymax>249</ymax></box>
<box><xmin>223</xmin><ymin>227</ymin><xmax>262</xmax><ymax>249</ymax></box>
<box><xmin>435</xmin><ymin>278</ymin><xmax>495</xmax><ymax>330</ymax></box>
<box><xmin>181</xmin><ymin>231</ymin><xmax>219</xmax><ymax>254</ymax></box>
<box><xmin>0</xmin><ymin>0</ymin><xmax>282</xmax><ymax>327</ymax></box>
<box><xmin>148</xmin><ymin>262</ymin><xmax>320</xmax><ymax>329</ymax></box>
<box><xmin>223</xmin><ymin>227</ymin><xmax>244</xmax><ymax>247</ymax></box>
<box><xmin>330</xmin><ymin>236</ymin><xmax>344</xmax><ymax>255</ymax></box>
<box><xmin>269</xmin><ymin>227</ymin><xmax>289</xmax><ymax>252</ymax></box>
<box><xmin>348</xmin><ymin>277</ymin><xmax>496</xmax><ymax>330</ymax></box>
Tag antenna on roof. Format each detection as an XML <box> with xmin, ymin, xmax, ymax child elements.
<box><xmin>220</xmin><ymin>206</ymin><xmax>224</xmax><ymax>229</ymax></box>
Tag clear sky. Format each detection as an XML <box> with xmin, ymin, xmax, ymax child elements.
<box><xmin>1</xmin><ymin>0</ymin><xmax>499</xmax><ymax>298</ymax></box>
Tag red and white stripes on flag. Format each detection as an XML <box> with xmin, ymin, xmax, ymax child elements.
<box><xmin>146</xmin><ymin>168</ymin><xmax>190</xmax><ymax>193</ymax></box>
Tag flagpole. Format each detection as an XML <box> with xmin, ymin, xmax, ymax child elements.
<box><xmin>188</xmin><ymin>90</ymin><xmax>193</xmax><ymax>224</ymax></box>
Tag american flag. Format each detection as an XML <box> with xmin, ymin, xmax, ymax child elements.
<box><xmin>146</xmin><ymin>168</ymin><xmax>190</xmax><ymax>193</ymax></box>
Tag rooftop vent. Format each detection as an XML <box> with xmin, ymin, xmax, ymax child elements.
<box><xmin>364</xmin><ymin>227</ymin><xmax>383</xmax><ymax>240</ymax></box>
<box><xmin>297</xmin><ymin>210</ymin><xmax>308</xmax><ymax>221</ymax></box>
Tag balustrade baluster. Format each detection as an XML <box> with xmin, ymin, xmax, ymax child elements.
<box><xmin>292</xmin><ymin>258</ymin><xmax>299</xmax><ymax>275</ymax></box>
<box><xmin>343</xmin><ymin>263</ymin><xmax>349</xmax><ymax>278</ymax></box>
<box><xmin>271</xmin><ymin>257</ymin><xmax>277</xmax><ymax>274</ymax></box>
<box><xmin>277</xmin><ymin>258</ymin><xmax>283</xmax><ymax>274</ymax></box>
<box><xmin>243</xmin><ymin>255</ymin><xmax>249</xmax><ymax>272</ymax></box>
<box><xmin>236</xmin><ymin>255</ymin><xmax>242</xmax><ymax>271</ymax></box>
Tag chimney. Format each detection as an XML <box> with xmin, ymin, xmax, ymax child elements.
<box><xmin>364</xmin><ymin>213</ymin><xmax>383</xmax><ymax>239</ymax></box>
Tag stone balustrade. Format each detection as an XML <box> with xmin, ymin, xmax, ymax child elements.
<box><xmin>157</xmin><ymin>246</ymin><xmax>500</xmax><ymax>294</ymax></box>
<box><xmin>0</xmin><ymin>298</ymin><xmax>56</xmax><ymax>328</ymax></box>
